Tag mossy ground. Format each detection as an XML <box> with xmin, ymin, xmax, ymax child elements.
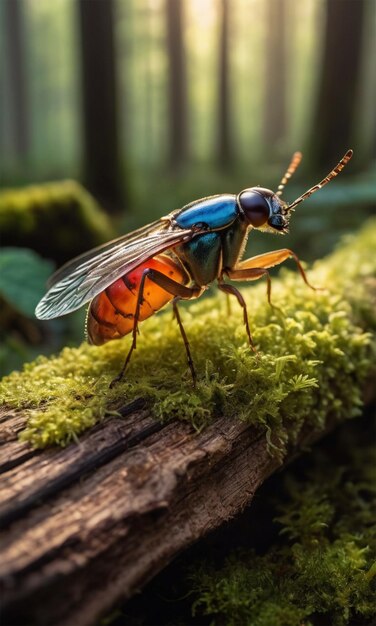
<box><xmin>0</xmin><ymin>219</ymin><xmax>375</xmax><ymax>449</ymax></box>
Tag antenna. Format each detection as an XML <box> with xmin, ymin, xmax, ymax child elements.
<box><xmin>287</xmin><ymin>149</ymin><xmax>353</xmax><ymax>211</ymax></box>
<box><xmin>276</xmin><ymin>151</ymin><xmax>303</xmax><ymax>197</ymax></box>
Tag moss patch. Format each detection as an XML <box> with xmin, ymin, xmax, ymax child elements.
<box><xmin>0</xmin><ymin>180</ymin><xmax>114</xmax><ymax>264</ymax></box>
<box><xmin>189</xmin><ymin>420</ymin><xmax>376</xmax><ymax>626</ymax></box>
<box><xmin>0</xmin><ymin>219</ymin><xmax>375</xmax><ymax>448</ymax></box>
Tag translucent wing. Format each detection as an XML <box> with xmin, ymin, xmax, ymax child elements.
<box><xmin>46</xmin><ymin>219</ymin><xmax>162</xmax><ymax>288</ymax></box>
<box><xmin>35</xmin><ymin>219</ymin><xmax>199</xmax><ymax>320</ymax></box>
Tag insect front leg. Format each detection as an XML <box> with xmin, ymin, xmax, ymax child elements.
<box><xmin>217</xmin><ymin>281</ymin><xmax>257</xmax><ymax>351</ymax></box>
<box><xmin>110</xmin><ymin>268</ymin><xmax>202</xmax><ymax>387</ymax></box>
<box><xmin>228</xmin><ymin>249</ymin><xmax>317</xmax><ymax>291</ymax></box>
<box><xmin>220</xmin><ymin>249</ymin><xmax>316</xmax><ymax>354</ymax></box>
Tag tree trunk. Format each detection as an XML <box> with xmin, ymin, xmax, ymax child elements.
<box><xmin>3</xmin><ymin>0</ymin><xmax>29</xmax><ymax>159</ymax></box>
<box><xmin>166</xmin><ymin>0</ymin><xmax>188</xmax><ymax>170</ymax></box>
<box><xmin>217</xmin><ymin>0</ymin><xmax>233</xmax><ymax>168</ymax></box>
<box><xmin>311</xmin><ymin>0</ymin><xmax>365</xmax><ymax>171</ymax></box>
<box><xmin>78</xmin><ymin>0</ymin><xmax>123</xmax><ymax>211</ymax></box>
<box><xmin>263</xmin><ymin>0</ymin><xmax>287</xmax><ymax>153</ymax></box>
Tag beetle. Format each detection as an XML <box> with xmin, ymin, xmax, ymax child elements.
<box><xmin>36</xmin><ymin>149</ymin><xmax>353</xmax><ymax>386</ymax></box>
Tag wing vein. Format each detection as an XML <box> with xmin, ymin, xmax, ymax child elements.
<box><xmin>35</xmin><ymin>222</ymin><xmax>199</xmax><ymax>320</ymax></box>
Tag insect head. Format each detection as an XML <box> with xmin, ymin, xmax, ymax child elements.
<box><xmin>237</xmin><ymin>149</ymin><xmax>353</xmax><ymax>234</ymax></box>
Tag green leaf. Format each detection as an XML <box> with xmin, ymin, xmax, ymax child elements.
<box><xmin>0</xmin><ymin>247</ymin><xmax>54</xmax><ymax>317</ymax></box>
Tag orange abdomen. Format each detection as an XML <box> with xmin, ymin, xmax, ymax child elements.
<box><xmin>86</xmin><ymin>255</ymin><xmax>187</xmax><ymax>345</ymax></box>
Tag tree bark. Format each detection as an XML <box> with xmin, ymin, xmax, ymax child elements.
<box><xmin>78</xmin><ymin>0</ymin><xmax>123</xmax><ymax>211</ymax></box>
<box><xmin>166</xmin><ymin>0</ymin><xmax>188</xmax><ymax>170</ymax></box>
<box><xmin>311</xmin><ymin>0</ymin><xmax>365</xmax><ymax>171</ymax></box>
<box><xmin>1</xmin><ymin>388</ymin><xmax>373</xmax><ymax>626</ymax></box>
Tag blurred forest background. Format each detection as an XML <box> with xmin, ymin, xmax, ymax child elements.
<box><xmin>0</xmin><ymin>0</ymin><xmax>375</xmax><ymax>374</ymax></box>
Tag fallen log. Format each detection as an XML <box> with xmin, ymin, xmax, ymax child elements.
<box><xmin>0</xmin><ymin>220</ymin><xmax>375</xmax><ymax>626</ymax></box>
<box><xmin>1</xmin><ymin>401</ymin><xmax>369</xmax><ymax>626</ymax></box>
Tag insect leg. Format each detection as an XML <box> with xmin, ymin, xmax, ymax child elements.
<box><xmin>143</xmin><ymin>272</ymin><xmax>202</xmax><ymax>384</ymax></box>
<box><xmin>226</xmin><ymin>293</ymin><xmax>232</xmax><ymax>316</ymax></box>
<box><xmin>110</xmin><ymin>268</ymin><xmax>202</xmax><ymax>387</ymax></box>
<box><xmin>224</xmin><ymin>266</ymin><xmax>285</xmax><ymax>319</ymax></box>
<box><xmin>172</xmin><ymin>298</ymin><xmax>197</xmax><ymax>385</ymax></box>
<box><xmin>228</xmin><ymin>249</ymin><xmax>317</xmax><ymax>290</ymax></box>
<box><xmin>109</xmin><ymin>270</ymin><xmax>149</xmax><ymax>387</ymax></box>
<box><xmin>226</xmin><ymin>267</ymin><xmax>272</xmax><ymax>303</ymax></box>
<box><xmin>217</xmin><ymin>281</ymin><xmax>256</xmax><ymax>351</ymax></box>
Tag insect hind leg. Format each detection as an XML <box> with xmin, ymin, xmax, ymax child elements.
<box><xmin>172</xmin><ymin>298</ymin><xmax>197</xmax><ymax>385</ymax></box>
<box><xmin>109</xmin><ymin>269</ymin><xmax>147</xmax><ymax>388</ymax></box>
<box><xmin>110</xmin><ymin>268</ymin><xmax>202</xmax><ymax>387</ymax></box>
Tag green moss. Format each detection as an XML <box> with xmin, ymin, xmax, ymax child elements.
<box><xmin>0</xmin><ymin>181</ymin><xmax>114</xmax><ymax>264</ymax></box>
<box><xmin>0</xmin><ymin>218</ymin><xmax>375</xmax><ymax>448</ymax></box>
<box><xmin>189</xmin><ymin>426</ymin><xmax>376</xmax><ymax>626</ymax></box>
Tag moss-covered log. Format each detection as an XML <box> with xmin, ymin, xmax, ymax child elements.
<box><xmin>0</xmin><ymin>220</ymin><xmax>375</xmax><ymax>626</ymax></box>
<box><xmin>0</xmin><ymin>181</ymin><xmax>114</xmax><ymax>264</ymax></box>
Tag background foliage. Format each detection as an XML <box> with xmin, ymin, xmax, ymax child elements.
<box><xmin>1</xmin><ymin>0</ymin><xmax>375</xmax><ymax>195</ymax></box>
<box><xmin>1</xmin><ymin>0</ymin><xmax>375</xmax><ymax>376</ymax></box>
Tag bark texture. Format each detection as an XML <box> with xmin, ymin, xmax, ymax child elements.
<box><xmin>1</xmin><ymin>394</ymin><xmax>369</xmax><ymax>626</ymax></box>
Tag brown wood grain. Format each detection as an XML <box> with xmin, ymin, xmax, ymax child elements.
<box><xmin>0</xmin><ymin>393</ymin><xmax>373</xmax><ymax>626</ymax></box>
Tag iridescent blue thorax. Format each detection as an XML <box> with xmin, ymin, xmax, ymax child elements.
<box><xmin>174</xmin><ymin>194</ymin><xmax>238</xmax><ymax>230</ymax></box>
<box><xmin>172</xmin><ymin>194</ymin><xmax>247</xmax><ymax>286</ymax></box>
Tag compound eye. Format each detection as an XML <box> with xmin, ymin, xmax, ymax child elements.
<box><xmin>238</xmin><ymin>190</ymin><xmax>270</xmax><ymax>227</ymax></box>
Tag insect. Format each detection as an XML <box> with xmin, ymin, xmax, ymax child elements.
<box><xmin>36</xmin><ymin>149</ymin><xmax>353</xmax><ymax>386</ymax></box>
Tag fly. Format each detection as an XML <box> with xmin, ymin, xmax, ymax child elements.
<box><xmin>36</xmin><ymin>149</ymin><xmax>353</xmax><ymax>386</ymax></box>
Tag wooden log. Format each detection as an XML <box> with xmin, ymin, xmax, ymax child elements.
<box><xmin>0</xmin><ymin>394</ymin><xmax>372</xmax><ymax>626</ymax></box>
<box><xmin>1</xmin><ymin>221</ymin><xmax>375</xmax><ymax>625</ymax></box>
